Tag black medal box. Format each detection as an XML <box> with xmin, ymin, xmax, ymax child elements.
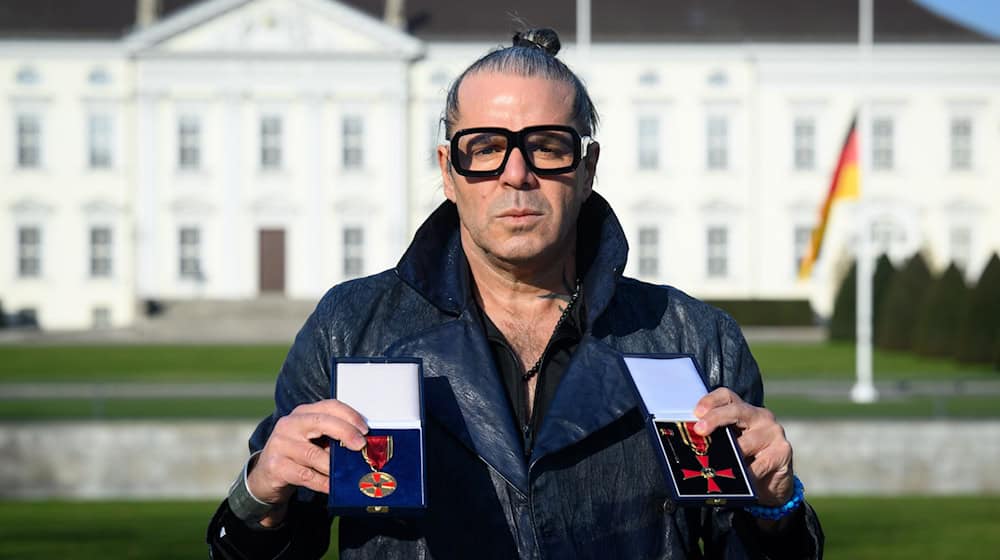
<box><xmin>622</xmin><ymin>353</ymin><xmax>756</xmax><ymax>506</ymax></box>
<box><xmin>329</xmin><ymin>357</ymin><xmax>426</xmax><ymax>515</ymax></box>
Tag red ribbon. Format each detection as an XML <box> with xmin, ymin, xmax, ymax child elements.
<box><xmin>681</xmin><ymin>421</ymin><xmax>711</xmax><ymax>455</ymax></box>
<box><xmin>362</xmin><ymin>435</ymin><xmax>392</xmax><ymax>471</ymax></box>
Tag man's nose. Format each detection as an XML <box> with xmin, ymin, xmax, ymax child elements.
<box><xmin>499</xmin><ymin>146</ymin><xmax>532</xmax><ymax>188</ymax></box>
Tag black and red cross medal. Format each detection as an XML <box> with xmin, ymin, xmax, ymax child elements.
<box><xmin>358</xmin><ymin>435</ymin><xmax>397</xmax><ymax>498</ymax></box>
<box><xmin>676</xmin><ymin>421</ymin><xmax>736</xmax><ymax>493</ymax></box>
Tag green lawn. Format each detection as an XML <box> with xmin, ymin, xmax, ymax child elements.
<box><xmin>766</xmin><ymin>394</ymin><xmax>1000</xmax><ymax>419</ymax></box>
<box><xmin>2</xmin><ymin>394</ymin><xmax>998</xmax><ymax>421</ymax></box>
<box><xmin>0</xmin><ymin>498</ymin><xmax>996</xmax><ymax>559</ymax></box>
<box><xmin>809</xmin><ymin>496</ymin><xmax>1000</xmax><ymax>559</ymax></box>
<box><xmin>0</xmin><ymin>345</ymin><xmax>289</xmax><ymax>383</ymax></box>
<box><xmin>0</xmin><ymin>397</ymin><xmax>274</xmax><ymax>421</ymax></box>
<box><xmin>1</xmin><ymin>342</ymin><xmax>997</xmax><ymax>421</ymax></box>
<box><xmin>0</xmin><ymin>342</ymin><xmax>994</xmax><ymax>383</ymax></box>
<box><xmin>751</xmin><ymin>341</ymin><xmax>996</xmax><ymax>381</ymax></box>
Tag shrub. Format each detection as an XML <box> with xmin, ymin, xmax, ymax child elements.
<box><xmin>955</xmin><ymin>253</ymin><xmax>1000</xmax><ymax>364</ymax></box>
<box><xmin>705</xmin><ymin>300</ymin><xmax>814</xmax><ymax>326</ymax></box>
<box><xmin>872</xmin><ymin>254</ymin><xmax>895</xmax><ymax>343</ymax></box>
<box><xmin>877</xmin><ymin>252</ymin><xmax>932</xmax><ymax>351</ymax></box>
<box><xmin>829</xmin><ymin>261</ymin><xmax>857</xmax><ymax>341</ymax></box>
<box><xmin>828</xmin><ymin>254</ymin><xmax>894</xmax><ymax>342</ymax></box>
<box><xmin>913</xmin><ymin>264</ymin><xmax>968</xmax><ymax>357</ymax></box>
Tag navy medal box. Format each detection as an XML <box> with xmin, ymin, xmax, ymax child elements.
<box><xmin>329</xmin><ymin>357</ymin><xmax>426</xmax><ymax>515</ymax></box>
<box><xmin>622</xmin><ymin>354</ymin><xmax>756</xmax><ymax>506</ymax></box>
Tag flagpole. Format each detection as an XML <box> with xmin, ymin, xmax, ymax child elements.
<box><xmin>852</xmin><ymin>0</ymin><xmax>878</xmax><ymax>403</ymax></box>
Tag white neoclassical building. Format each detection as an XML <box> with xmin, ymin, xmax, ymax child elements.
<box><xmin>1</xmin><ymin>0</ymin><xmax>998</xmax><ymax>330</ymax></box>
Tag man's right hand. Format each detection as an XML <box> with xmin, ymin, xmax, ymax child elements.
<box><xmin>246</xmin><ymin>399</ymin><xmax>369</xmax><ymax>526</ymax></box>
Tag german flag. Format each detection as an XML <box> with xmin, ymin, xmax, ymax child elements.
<box><xmin>798</xmin><ymin>117</ymin><xmax>860</xmax><ymax>280</ymax></box>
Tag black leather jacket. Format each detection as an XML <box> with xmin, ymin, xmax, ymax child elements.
<box><xmin>208</xmin><ymin>193</ymin><xmax>823</xmax><ymax>559</ymax></box>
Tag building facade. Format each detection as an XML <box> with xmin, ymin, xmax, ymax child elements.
<box><xmin>1</xmin><ymin>0</ymin><xmax>998</xmax><ymax>329</ymax></box>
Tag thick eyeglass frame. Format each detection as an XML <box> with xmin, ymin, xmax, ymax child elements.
<box><xmin>448</xmin><ymin>124</ymin><xmax>594</xmax><ymax>177</ymax></box>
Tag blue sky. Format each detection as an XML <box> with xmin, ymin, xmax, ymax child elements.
<box><xmin>916</xmin><ymin>0</ymin><xmax>1000</xmax><ymax>39</ymax></box>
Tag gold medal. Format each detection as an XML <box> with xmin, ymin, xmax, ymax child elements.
<box><xmin>358</xmin><ymin>471</ymin><xmax>397</xmax><ymax>498</ymax></box>
<box><xmin>358</xmin><ymin>435</ymin><xmax>396</xmax><ymax>498</ymax></box>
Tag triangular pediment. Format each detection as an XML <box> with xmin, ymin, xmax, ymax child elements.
<box><xmin>125</xmin><ymin>0</ymin><xmax>421</xmax><ymax>58</ymax></box>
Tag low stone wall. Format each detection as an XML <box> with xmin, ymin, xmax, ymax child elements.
<box><xmin>0</xmin><ymin>420</ymin><xmax>997</xmax><ymax>499</ymax></box>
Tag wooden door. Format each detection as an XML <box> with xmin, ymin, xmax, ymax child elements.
<box><xmin>258</xmin><ymin>229</ymin><xmax>285</xmax><ymax>294</ymax></box>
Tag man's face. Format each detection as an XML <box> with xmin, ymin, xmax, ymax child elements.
<box><xmin>438</xmin><ymin>72</ymin><xmax>599</xmax><ymax>272</ymax></box>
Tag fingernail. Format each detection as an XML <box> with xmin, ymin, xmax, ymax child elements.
<box><xmin>693</xmin><ymin>406</ymin><xmax>706</xmax><ymax>418</ymax></box>
<box><xmin>353</xmin><ymin>434</ymin><xmax>367</xmax><ymax>448</ymax></box>
<box><xmin>694</xmin><ymin>421</ymin><xmax>707</xmax><ymax>435</ymax></box>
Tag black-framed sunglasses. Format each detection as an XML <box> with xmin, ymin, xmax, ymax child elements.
<box><xmin>448</xmin><ymin>125</ymin><xmax>595</xmax><ymax>177</ymax></box>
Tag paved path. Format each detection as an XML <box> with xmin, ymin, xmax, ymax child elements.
<box><xmin>2</xmin><ymin>379</ymin><xmax>1000</xmax><ymax>399</ymax></box>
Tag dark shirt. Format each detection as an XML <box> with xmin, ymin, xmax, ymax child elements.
<box><xmin>477</xmin><ymin>296</ymin><xmax>584</xmax><ymax>459</ymax></box>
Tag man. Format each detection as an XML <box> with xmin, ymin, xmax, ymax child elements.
<box><xmin>208</xmin><ymin>29</ymin><xmax>823</xmax><ymax>559</ymax></box>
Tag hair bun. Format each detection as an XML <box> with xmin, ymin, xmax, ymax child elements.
<box><xmin>512</xmin><ymin>28</ymin><xmax>561</xmax><ymax>56</ymax></box>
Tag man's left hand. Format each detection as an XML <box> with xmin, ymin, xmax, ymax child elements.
<box><xmin>693</xmin><ymin>388</ymin><xmax>794</xmax><ymax>508</ymax></box>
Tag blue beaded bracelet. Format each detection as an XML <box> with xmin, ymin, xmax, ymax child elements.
<box><xmin>744</xmin><ymin>476</ymin><xmax>805</xmax><ymax>520</ymax></box>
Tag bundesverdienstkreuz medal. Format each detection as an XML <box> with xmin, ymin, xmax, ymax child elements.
<box><xmin>676</xmin><ymin>421</ymin><xmax>735</xmax><ymax>493</ymax></box>
<box><xmin>359</xmin><ymin>435</ymin><xmax>396</xmax><ymax>498</ymax></box>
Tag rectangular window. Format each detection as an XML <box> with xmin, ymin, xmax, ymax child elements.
<box><xmin>89</xmin><ymin>226</ymin><xmax>113</xmax><ymax>278</ymax></box>
<box><xmin>707</xmin><ymin>116</ymin><xmax>728</xmax><ymax>170</ymax></box>
<box><xmin>88</xmin><ymin>113</ymin><xmax>113</xmax><ymax>169</ymax></box>
<box><xmin>950</xmin><ymin>227</ymin><xmax>971</xmax><ymax>272</ymax></box>
<box><xmin>178</xmin><ymin>115</ymin><xmax>201</xmax><ymax>170</ymax></box>
<box><xmin>260</xmin><ymin>115</ymin><xmax>282</xmax><ymax>170</ymax></box>
<box><xmin>872</xmin><ymin>117</ymin><xmax>894</xmax><ymax>171</ymax></box>
<box><xmin>638</xmin><ymin>226</ymin><xmax>659</xmax><ymax>277</ymax></box>
<box><xmin>343</xmin><ymin>226</ymin><xmax>364</xmax><ymax>278</ymax></box>
<box><xmin>16</xmin><ymin>113</ymin><xmax>41</xmax><ymax>168</ymax></box>
<box><xmin>793</xmin><ymin>225</ymin><xmax>813</xmax><ymax>276</ymax></box>
<box><xmin>18</xmin><ymin>226</ymin><xmax>41</xmax><ymax>278</ymax></box>
<box><xmin>342</xmin><ymin>115</ymin><xmax>364</xmax><ymax>170</ymax></box>
<box><xmin>950</xmin><ymin>117</ymin><xmax>972</xmax><ymax>171</ymax></box>
<box><xmin>179</xmin><ymin>227</ymin><xmax>202</xmax><ymax>280</ymax></box>
<box><xmin>707</xmin><ymin>226</ymin><xmax>728</xmax><ymax>278</ymax></box>
<box><xmin>638</xmin><ymin>116</ymin><xmax>660</xmax><ymax>170</ymax></box>
<box><xmin>92</xmin><ymin>306</ymin><xmax>112</xmax><ymax>329</ymax></box>
<box><xmin>793</xmin><ymin>117</ymin><xmax>815</xmax><ymax>171</ymax></box>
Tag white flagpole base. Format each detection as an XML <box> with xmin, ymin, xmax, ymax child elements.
<box><xmin>850</xmin><ymin>381</ymin><xmax>878</xmax><ymax>403</ymax></box>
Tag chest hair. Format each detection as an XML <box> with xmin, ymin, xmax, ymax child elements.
<box><xmin>494</xmin><ymin>311</ymin><xmax>562</xmax><ymax>417</ymax></box>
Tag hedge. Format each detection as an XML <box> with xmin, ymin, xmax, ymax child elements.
<box><xmin>956</xmin><ymin>253</ymin><xmax>1000</xmax><ymax>364</ymax></box>
<box><xmin>913</xmin><ymin>263</ymin><xmax>968</xmax><ymax>357</ymax></box>
<box><xmin>705</xmin><ymin>299</ymin><xmax>815</xmax><ymax>326</ymax></box>
<box><xmin>877</xmin><ymin>252</ymin><xmax>932</xmax><ymax>351</ymax></box>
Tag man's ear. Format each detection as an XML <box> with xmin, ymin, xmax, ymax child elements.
<box><xmin>438</xmin><ymin>144</ymin><xmax>457</xmax><ymax>202</ymax></box>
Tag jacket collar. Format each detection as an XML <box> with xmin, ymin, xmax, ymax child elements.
<box><xmin>394</xmin><ymin>192</ymin><xmax>629</xmax><ymax>327</ymax></box>
<box><xmin>391</xmin><ymin>193</ymin><xmax>637</xmax><ymax>489</ymax></box>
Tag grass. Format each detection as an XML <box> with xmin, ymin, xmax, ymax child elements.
<box><xmin>751</xmin><ymin>341</ymin><xmax>996</xmax><ymax>381</ymax></box>
<box><xmin>2</xmin><ymin>394</ymin><xmax>999</xmax><ymax>421</ymax></box>
<box><xmin>1</xmin><ymin>342</ymin><xmax>996</xmax><ymax>421</ymax></box>
<box><xmin>0</xmin><ymin>397</ymin><xmax>274</xmax><ymax>421</ymax></box>
<box><xmin>0</xmin><ymin>501</ymin><xmax>338</xmax><ymax>560</ymax></box>
<box><xmin>766</xmin><ymin>395</ymin><xmax>1000</xmax><ymax>419</ymax></box>
<box><xmin>809</xmin><ymin>496</ymin><xmax>1000</xmax><ymax>559</ymax></box>
<box><xmin>0</xmin><ymin>498</ymin><xmax>996</xmax><ymax>559</ymax></box>
<box><xmin>0</xmin><ymin>345</ymin><xmax>289</xmax><ymax>383</ymax></box>
<box><xmin>0</xmin><ymin>342</ymin><xmax>995</xmax><ymax>383</ymax></box>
